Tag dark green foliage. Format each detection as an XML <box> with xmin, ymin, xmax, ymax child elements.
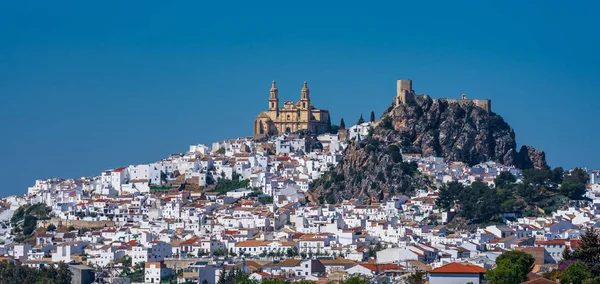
<box><xmin>559</xmin><ymin>182</ymin><xmax>587</xmax><ymax>200</ymax></box>
<box><xmin>22</xmin><ymin>215</ymin><xmax>37</xmax><ymax>235</ymax></box>
<box><xmin>567</xmin><ymin>228</ymin><xmax>600</xmax><ymax>274</ymax></box>
<box><xmin>0</xmin><ymin>260</ymin><xmax>72</xmax><ymax>284</ymax></box>
<box><xmin>380</xmin><ymin>116</ymin><xmax>394</xmax><ymax>130</ymax></box>
<box><xmin>442</xmin><ymin>166</ymin><xmax>590</xmax><ymax>225</ymax></box>
<box><xmin>407</xmin><ymin>270</ymin><xmax>424</xmax><ymax>284</ymax></box>
<box><xmin>329</xmin><ymin>124</ymin><xmax>339</xmax><ymax>134</ymax></box>
<box><xmin>341</xmin><ymin>277</ymin><xmax>369</xmax><ymax>284</ymax></box>
<box><xmin>436</xmin><ymin>181</ymin><xmax>463</xmax><ymax>211</ymax></box>
<box><xmin>376</xmin><ymin>171</ymin><xmax>385</xmax><ymax>182</ymax></box>
<box><xmin>340</xmin><ymin>118</ymin><xmax>346</xmax><ymax>129</ymax></box>
<box><xmin>11</xmin><ymin>203</ymin><xmax>52</xmax><ymax>241</ymax></box>
<box><xmin>120</xmin><ymin>262</ymin><xmax>145</xmax><ymax>282</ymax></box>
<box><xmin>551</xmin><ymin>167</ymin><xmax>564</xmax><ymax>184</ymax></box>
<box><xmin>370</xmin><ymin>111</ymin><xmax>376</xmax><ymax>123</ymax></box>
<box><xmin>258</xmin><ymin>195</ymin><xmax>273</xmax><ymax>204</ymax></box>
<box><xmin>400</xmin><ymin>161</ymin><xmax>418</xmax><ymax>176</ymax></box>
<box><xmin>494</xmin><ymin>172</ymin><xmax>516</xmax><ymax>189</ymax></box>
<box><xmin>486</xmin><ymin>250</ymin><xmax>535</xmax><ymax>284</ymax></box>
<box><xmin>387</xmin><ymin>145</ymin><xmax>402</xmax><ymax>163</ymax></box>
<box><xmin>357</xmin><ymin>114</ymin><xmax>365</xmax><ymax>124</ymax></box>
<box><xmin>214</xmin><ymin>173</ymin><xmax>250</xmax><ymax>194</ymax></box>
<box><xmin>564</xmin><ymin>168</ymin><xmax>589</xmax><ymax>184</ymax></box>
<box><xmin>561</xmin><ymin>262</ymin><xmax>592</xmax><ymax>284</ymax></box>
<box><xmin>523</xmin><ymin>168</ymin><xmax>551</xmax><ymax>185</ymax></box>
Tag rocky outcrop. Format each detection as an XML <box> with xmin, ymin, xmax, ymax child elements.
<box><xmin>311</xmin><ymin>96</ymin><xmax>548</xmax><ymax>203</ymax></box>
<box><xmin>312</xmin><ymin>130</ymin><xmax>428</xmax><ymax>204</ymax></box>
<box><xmin>381</xmin><ymin>96</ymin><xmax>548</xmax><ymax>168</ymax></box>
<box><xmin>516</xmin><ymin>145</ymin><xmax>549</xmax><ymax>170</ymax></box>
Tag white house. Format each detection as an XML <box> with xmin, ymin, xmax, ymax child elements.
<box><xmin>428</xmin><ymin>262</ymin><xmax>486</xmax><ymax>284</ymax></box>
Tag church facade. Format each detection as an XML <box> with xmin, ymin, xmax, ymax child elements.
<box><xmin>254</xmin><ymin>81</ymin><xmax>330</xmax><ymax>138</ymax></box>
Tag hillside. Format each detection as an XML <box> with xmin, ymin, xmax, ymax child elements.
<box><xmin>312</xmin><ymin>95</ymin><xmax>549</xmax><ymax>204</ymax></box>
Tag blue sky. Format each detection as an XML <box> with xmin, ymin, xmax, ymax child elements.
<box><xmin>1</xmin><ymin>1</ymin><xmax>599</xmax><ymax>196</ymax></box>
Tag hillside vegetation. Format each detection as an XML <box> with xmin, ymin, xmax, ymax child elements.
<box><xmin>438</xmin><ymin>167</ymin><xmax>589</xmax><ymax>227</ymax></box>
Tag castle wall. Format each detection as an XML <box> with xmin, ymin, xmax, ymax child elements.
<box><xmin>444</xmin><ymin>99</ymin><xmax>491</xmax><ymax>112</ymax></box>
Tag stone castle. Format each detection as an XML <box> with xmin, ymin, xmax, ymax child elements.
<box><xmin>254</xmin><ymin>81</ymin><xmax>330</xmax><ymax>138</ymax></box>
<box><xmin>395</xmin><ymin>79</ymin><xmax>491</xmax><ymax>112</ymax></box>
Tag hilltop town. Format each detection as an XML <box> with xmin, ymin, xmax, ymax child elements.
<box><xmin>1</xmin><ymin>80</ymin><xmax>599</xmax><ymax>284</ymax></box>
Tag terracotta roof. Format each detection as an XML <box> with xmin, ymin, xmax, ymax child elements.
<box><xmin>264</xmin><ymin>259</ymin><xmax>302</xmax><ymax>267</ymax></box>
<box><xmin>235</xmin><ymin>240</ymin><xmax>270</xmax><ymax>247</ymax></box>
<box><xmin>536</xmin><ymin>239</ymin><xmax>566</xmax><ymax>246</ymax></box>
<box><xmin>359</xmin><ymin>263</ymin><xmax>404</xmax><ymax>272</ymax></box>
<box><xmin>430</xmin><ymin>262</ymin><xmax>486</xmax><ymax>274</ymax></box>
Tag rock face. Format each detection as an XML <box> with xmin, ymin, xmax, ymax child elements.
<box><xmin>516</xmin><ymin>145</ymin><xmax>549</xmax><ymax>170</ymax></box>
<box><xmin>382</xmin><ymin>96</ymin><xmax>548</xmax><ymax>168</ymax></box>
<box><xmin>311</xmin><ymin>97</ymin><xmax>548</xmax><ymax>203</ymax></box>
<box><xmin>312</xmin><ymin>130</ymin><xmax>428</xmax><ymax>204</ymax></box>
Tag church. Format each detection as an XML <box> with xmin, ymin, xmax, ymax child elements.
<box><xmin>254</xmin><ymin>81</ymin><xmax>330</xmax><ymax>138</ymax></box>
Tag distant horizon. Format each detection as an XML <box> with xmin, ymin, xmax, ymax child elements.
<box><xmin>2</xmin><ymin>0</ymin><xmax>599</xmax><ymax>196</ymax></box>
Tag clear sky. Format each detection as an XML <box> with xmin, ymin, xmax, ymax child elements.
<box><xmin>1</xmin><ymin>1</ymin><xmax>599</xmax><ymax>196</ymax></box>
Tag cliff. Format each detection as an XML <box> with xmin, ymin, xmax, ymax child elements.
<box><xmin>312</xmin><ymin>96</ymin><xmax>548</xmax><ymax>203</ymax></box>
<box><xmin>382</xmin><ymin>95</ymin><xmax>547</xmax><ymax>168</ymax></box>
<box><xmin>313</xmin><ymin>133</ymin><xmax>429</xmax><ymax>204</ymax></box>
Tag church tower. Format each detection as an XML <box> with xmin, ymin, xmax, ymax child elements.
<box><xmin>300</xmin><ymin>81</ymin><xmax>310</xmax><ymax>110</ymax></box>
<box><xmin>269</xmin><ymin>80</ymin><xmax>279</xmax><ymax>115</ymax></box>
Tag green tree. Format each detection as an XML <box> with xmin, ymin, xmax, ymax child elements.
<box><xmin>562</xmin><ymin>246</ymin><xmax>573</xmax><ymax>261</ymax></box>
<box><xmin>486</xmin><ymin>250</ymin><xmax>535</xmax><ymax>284</ymax></box>
<box><xmin>551</xmin><ymin>167</ymin><xmax>564</xmax><ymax>184</ymax></box>
<box><xmin>572</xmin><ymin>228</ymin><xmax>600</xmax><ymax>265</ymax></box>
<box><xmin>342</xmin><ymin>276</ymin><xmax>369</xmax><ymax>284</ymax></box>
<box><xmin>564</xmin><ymin>168</ymin><xmax>589</xmax><ymax>184</ymax></box>
<box><xmin>46</xmin><ymin>224</ymin><xmax>57</xmax><ymax>232</ymax></box>
<box><xmin>370</xmin><ymin>111</ymin><xmax>376</xmax><ymax>123</ymax></box>
<box><xmin>407</xmin><ymin>270</ymin><xmax>424</xmax><ymax>284</ymax></box>
<box><xmin>22</xmin><ymin>215</ymin><xmax>38</xmax><ymax>235</ymax></box>
<box><xmin>261</xmin><ymin>279</ymin><xmax>288</xmax><ymax>284</ymax></box>
<box><xmin>436</xmin><ymin>181</ymin><xmax>463</xmax><ymax>211</ymax></box>
<box><xmin>559</xmin><ymin>182</ymin><xmax>587</xmax><ymax>200</ymax></box>
<box><xmin>494</xmin><ymin>172</ymin><xmax>516</xmax><ymax>189</ymax></box>
<box><xmin>561</xmin><ymin>261</ymin><xmax>592</xmax><ymax>284</ymax></box>
<box><xmin>213</xmin><ymin>248</ymin><xmax>226</xmax><ymax>257</ymax></box>
<box><xmin>340</xmin><ymin>118</ymin><xmax>346</xmax><ymax>129</ymax></box>
<box><xmin>357</xmin><ymin>114</ymin><xmax>365</xmax><ymax>125</ymax></box>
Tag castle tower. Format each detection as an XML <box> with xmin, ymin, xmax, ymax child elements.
<box><xmin>396</xmin><ymin>79</ymin><xmax>414</xmax><ymax>105</ymax></box>
<box><xmin>269</xmin><ymin>80</ymin><xmax>279</xmax><ymax>114</ymax></box>
<box><xmin>300</xmin><ymin>81</ymin><xmax>310</xmax><ymax>109</ymax></box>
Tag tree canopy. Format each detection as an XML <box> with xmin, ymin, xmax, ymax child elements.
<box><xmin>0</xmin><ymin>261</ymin><xmax>72</xmax><ymax>284</ymax></box>
<box><xmin>485</xmin><ymin>250</ymin><xmax>535</xmax><ymax>284</ymax></box>
<box><xmin>357</xmin><ymin>114</ymin><xmax>365</xmax><ymax>125</ymax></box>
<box><xmin>437</xmin><ymin>167</ymin><xmax>590</xmax><ymax>224</ymax></box>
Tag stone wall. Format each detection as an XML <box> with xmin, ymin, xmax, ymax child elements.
<box><xmin>38</xmin><ymin>218</ymin><xmax>116</xmax><ymax>229</ymax></box>
<box><xmin>445</xmin><ymin>98</ymin><xmax>491</xmax><ymax>113</ymax></box>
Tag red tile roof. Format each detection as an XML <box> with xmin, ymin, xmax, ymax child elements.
<box><xmin>360</xmin><ymin>263</ymin><xmax>404</xmax><ymax>272</ymax></box>
<box><xmin>430</xmin><ymin>263</ymin><xmax>486</xmax><ymax>274</ymax></box>
<box><xmin>536</xmin><ymin>239</ymin><xmax>566</xmax><ymax>246</ymax></box>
